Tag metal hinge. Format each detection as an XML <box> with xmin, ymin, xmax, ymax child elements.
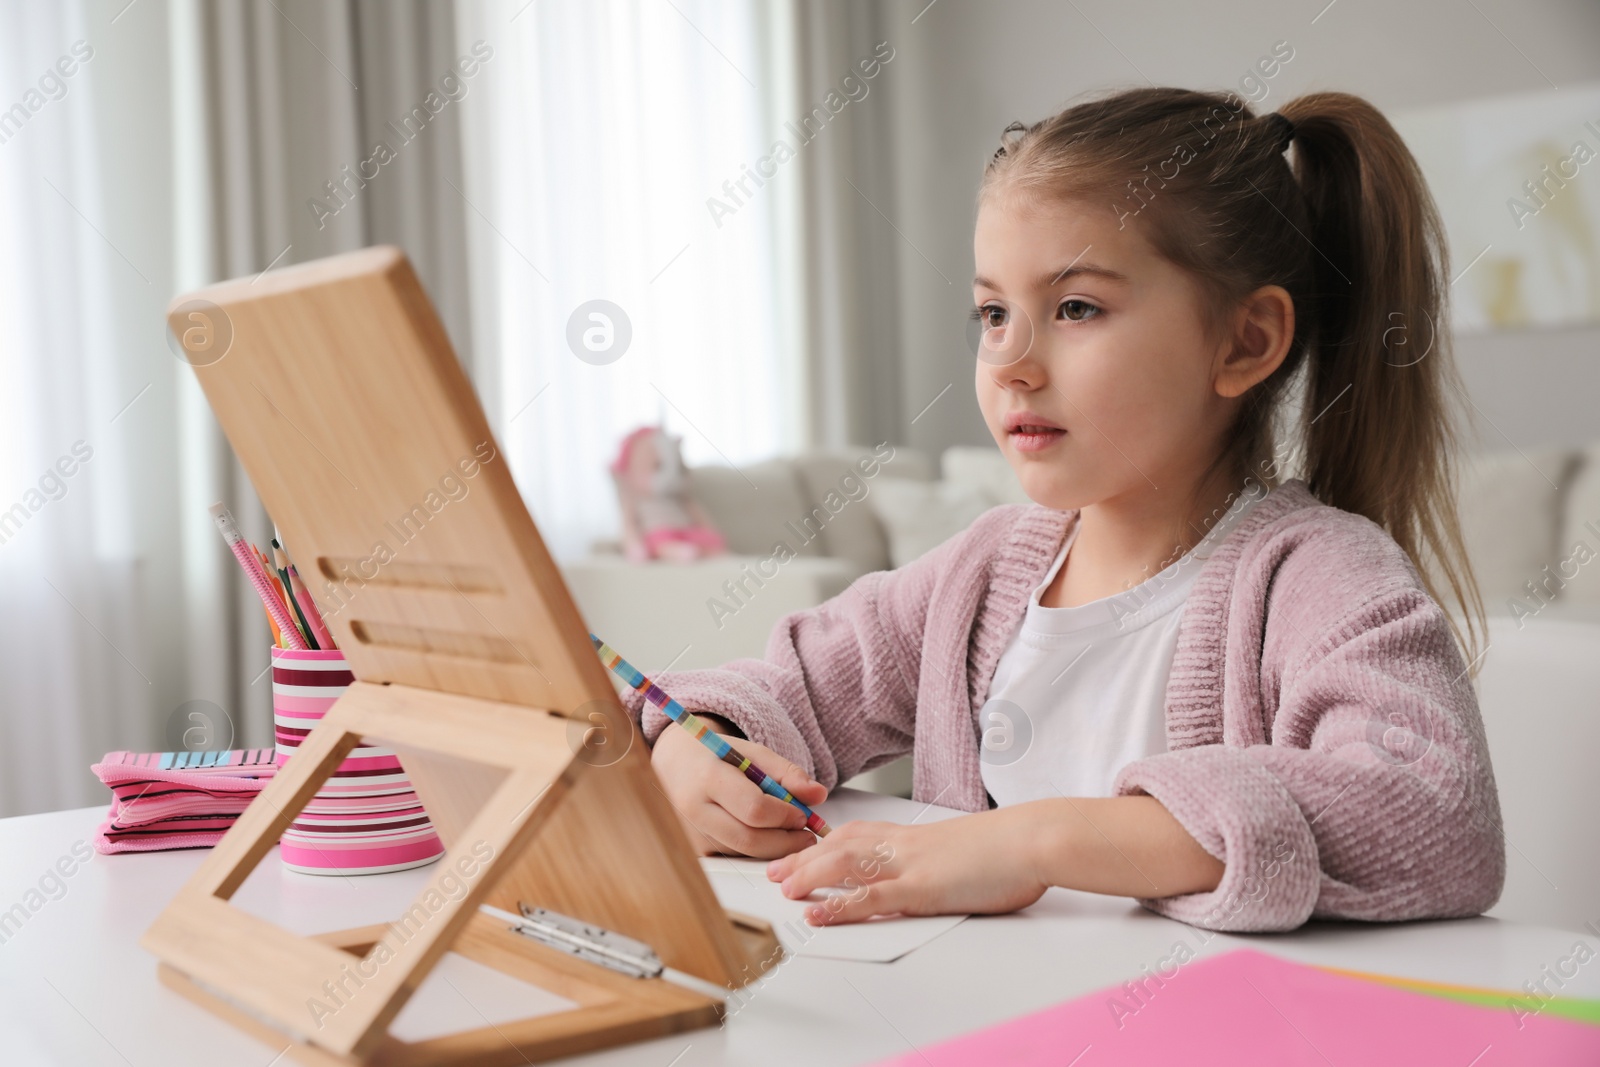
<box><xmin>511</xmin><ymin>904</ymin><xmax>663</xmax><ymax>979</ymax></box>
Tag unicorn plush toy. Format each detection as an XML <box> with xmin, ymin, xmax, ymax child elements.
<box><xmin>610</xmin><ymin>426</ymin><xmax>727</xmax><ymax>563</ymax></box>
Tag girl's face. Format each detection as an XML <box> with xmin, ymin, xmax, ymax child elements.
<box><xmin>972</xmin><ymin>191</ymin><xmax>1237</xmax><ymax>513</ymax></box>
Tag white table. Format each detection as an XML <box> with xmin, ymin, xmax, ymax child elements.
<box><xmin>1</xmin><ymin>793</ymin><xmax>1595</xmax><ymax>1066</ymax></box>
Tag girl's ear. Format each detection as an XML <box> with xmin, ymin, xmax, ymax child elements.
<box><xmin>1214</xmin><ymin>285</ymin><xmax>1294</xmax><ymax>399</ymax></box>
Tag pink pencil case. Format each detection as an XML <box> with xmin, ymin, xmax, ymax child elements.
<box><xmin>91</xmin><ymin>748</ymin><xmax>278</xmax><ymax>854</ymax></box>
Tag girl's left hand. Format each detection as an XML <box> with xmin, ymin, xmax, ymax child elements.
<box><xmin>764</xmin><ymin>809</ymin><xmax>1048</xmax><ymax>924</ymax></box>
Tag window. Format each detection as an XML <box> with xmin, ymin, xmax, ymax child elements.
<box><xmin>456</xmin><ymin>0</ymin><xmax>803</xmax><ymax>560</ymax></box>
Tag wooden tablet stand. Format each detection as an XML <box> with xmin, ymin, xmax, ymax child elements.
<box><xmin>143</xmin><ymin>247</ymin><xmax>781</xmax><ymax>1065</ymax></box>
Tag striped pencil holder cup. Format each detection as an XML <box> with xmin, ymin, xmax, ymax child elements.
<box><xmin>270</xmin><ymin>647</ymin><xmax>445</xmax><ymax>875</ymax></box>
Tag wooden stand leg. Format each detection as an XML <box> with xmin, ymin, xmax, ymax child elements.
<box><xmin>159</xmin><ymin>913</ymin><xmax>723</xmax><ymax>1067</ymax></box>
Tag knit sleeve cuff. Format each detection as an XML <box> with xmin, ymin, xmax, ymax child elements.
<box><xmin>618</xmin><ymin>668</ymin><xmax>816</xmax><ymax>777</ymax></box>
<box><xmin>1114</xmin><ymin>746</ymin><xmax>1322</xmax><ymax>932</ymax></box>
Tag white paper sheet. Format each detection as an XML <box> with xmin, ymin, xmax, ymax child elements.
<box><xmin>699</xmin><ymin>787</ymin><xmax>970</xmax><ymax>963</ymax></box>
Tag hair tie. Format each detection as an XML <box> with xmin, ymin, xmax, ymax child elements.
<box><xmin>1264</xmin><ymin>112</ymin><xmax>1296</xmax><ymax>153</ymax></box>
<box><xmin>992</xmin><ymin>119</ymin><xmax>1028</xmax><ymax>162</ymax></box>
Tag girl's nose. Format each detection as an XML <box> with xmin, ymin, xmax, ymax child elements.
<box><xmin>982</xmin><ymin>326</ymin><xmax>1046</xmax><ymax>391</ymax></box>
<box><xmin>994</xmin><ymin>361</ymin><xmax>1046</xmax><ymax>393</ymax></box>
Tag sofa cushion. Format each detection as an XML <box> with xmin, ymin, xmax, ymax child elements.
<box><xmin>688</xmin><ymin>458</ymin><xmax>824</xmax><ymax>558</ymax></box>
<box><xmin>1456</xmin><ymin>446</ymin><xmax>1578</xmax><ymax>608</ymax></box>
<box><xmin>1556</xmin><ymin>444</ymin><xmax>1600</xmax><ymax>606</ymax></box>
<box><xmin>868</xmin><ymin>477</ymin><xmax>996</xmax><ymax>568</ymax></box>
<box><xmin>564</xmin><ymin>554</ymin><xmax>856</xmax><ymax>671</ymax></box>
<box><xmin>942</xmin><ymin>445</ymin><xmax>1032</xmax><ymax>506</ymax></box>
<box><xmin>791</xmin><ymin>446</ymin><xmax>934</xmax><ymax>576</ymax></box>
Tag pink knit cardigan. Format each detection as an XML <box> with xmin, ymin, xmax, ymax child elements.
<box><xmin>621</xmin><ymin>479</ymin><xmax>1506</xmax><ymax>932</ymax></box>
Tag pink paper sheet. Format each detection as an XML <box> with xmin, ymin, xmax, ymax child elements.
<box><xmin>870</xmin><ymin>948</ymin><xmax>1600</xmax><ymax>1066</ymax></box>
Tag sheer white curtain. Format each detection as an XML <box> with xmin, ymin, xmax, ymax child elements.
<box><xmin>0</xmin><ymin>2</ymin><xmax>155</xmax><ymax>815</ymax></box>
<box><xmin>454</xmin><ymin>0</ymin><xmax>805</xmax><ymax>561</ymax></box>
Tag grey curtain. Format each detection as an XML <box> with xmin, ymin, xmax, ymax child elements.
<box><xmin>173</xmin><ymin>0</ymin><xmax>476</xmax><ymax>747</ymax></box>
<box><xmin>788</xmin><ymin>0</ymin><xmax>908</xmax><ymax>451</ymax></box>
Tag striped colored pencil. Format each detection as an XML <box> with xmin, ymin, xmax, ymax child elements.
<box><xmin>255</xmin><ymin>546</ymin><xmax>305</xmax><ymax>646</ymax></box>
<box><xmin>210</xmin><ymin>504</ymin><xmax>306</xmax><ymax>651</ymax></box>
<box><xmin>591</xmin><ymin>634</ymin><xmax>831</xmax><ymax>837</ymax></box>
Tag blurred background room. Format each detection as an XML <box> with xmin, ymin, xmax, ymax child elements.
<box><xmin>1</xmin><ymin>0</ymin><xmax>1597</xmax><ymax>931</ymax></box>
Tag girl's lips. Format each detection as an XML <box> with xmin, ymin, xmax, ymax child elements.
<box><xmin>1009</xmin><ymin>427</ymin><xmax>1066</xmax><ymax>453</ymax></box>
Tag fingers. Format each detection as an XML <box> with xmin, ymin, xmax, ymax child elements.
<box><xmin>704</xmin><ymin>739</ymin><xmax>827</xmax><ymax>827</ymax></box>
<box><xmin>805</xmin><ymin>882</ymin><xmax>905</xmax><ymax>925</ymax></box>
<box><xmin>650</xmin><ymin>725</ymin><xmax>828</xmax><ymax>857</ymax></box>
<box><xmin>659</xmin><ymin>773</ymin><xmax>815</xmax><ymax>860</ymax></box>
<box><xmin>769</xmin><ymin>822</ymin><xmax>898</xmax><ymax>899</ymax></box>
<box><xmin>677</xmin><ymin>813</ymin><xmax>727</xmax><ymax>858</ymax></box>
<box><xmin>707</xmin><ymin>768</ymin><xmax>810</xmax><ymax>831</ymax></box>
<box><xmin>730</xmin><ymin>743</ymin><xmax>827</xmax><ymax>808</ymax></box>
<box><xmin>695</xmin><ymin>801</ymin><xmax>819</xmax><ymax>859</ymax></box>
<box><xmin>758</xmin><ymin>822</ymin><xmax>913</xmax><ymax>923</ymax></box>
<box><xmin>771</xmin><ymin>760</ymin><xmax>828</xmax><ymax>807</ymax></box>
<box><xmin>767</xmin><ymin>823</ymin><xmax>856</xmax><ymax>881</ymax></box>
<box><xmin>773</xmin><ymin>846</ymin><xmax>864</xmax><ymax>899</ymax></box>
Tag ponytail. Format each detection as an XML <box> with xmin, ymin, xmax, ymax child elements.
<box><xmin>982</xmin><ymin>87</ymin><xmax>1486</xmax><ymax>670</ymax></box>
<box><xmin>1281</xmin><ymin>93</ymin><xmax>1485</xmax><ymax>669</ymax></box>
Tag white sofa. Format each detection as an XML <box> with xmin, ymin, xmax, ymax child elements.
<box><xmin>1475</xmin><ymin>613</ymin><xmax>1600</xmax><ymax>934</ymax></box>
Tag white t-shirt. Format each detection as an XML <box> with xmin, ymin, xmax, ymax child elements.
<box><xmin>979</xmin><ymin>488</ymin><xmax>1264</xmax><ymax>805</ymax></box>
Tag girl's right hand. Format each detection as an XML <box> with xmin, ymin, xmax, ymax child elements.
<box><xmin>649</xmin><ymin>718</ymin><xmax>829</xmax><ymax>859</ymax></box>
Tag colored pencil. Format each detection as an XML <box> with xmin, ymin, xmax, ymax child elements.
<box><xmin>253</xmin><ymin>544</ymin><xmax>304</xmax><ymax>646</ymax></box>
<box><xmin>289</xmin><ymin>564</ymin><xmax>335</xmax><ymax>647</ymax></box>
<box><xmin>590</xmin><ymin>634</ymin><xmax>831</xmax><ymax>837</ymax></box>
<box><xmin>255</xmin><ymin>542</ymin><xmax>296</xmax><ymax>646</ymax></box>
<box><xmin>264</xmin><ymin>601</ymin><xmax>284</xmax><ymax>647</ymax></box>
<box><xmin>209</xmin><ymin>503</ymin><xmax>307</xmax><ymax>651</ymax></box>
<box><xmin>255</xmin><ymin>545</ymin><xmax>295</xmax><ymax>643</ymax></box>
<box><xmin>271</xmin><ymin>540</ymin><xmax>319</xmax><ymax>649</ymax></box>
<box><xmin>277</xmin><ymin>545</ymin><xmax>336</xmax><ymax>650</ymax></box>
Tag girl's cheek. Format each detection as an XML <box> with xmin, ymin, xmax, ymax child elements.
<box><xmin>973</xmin><ymin>372</ymin><xmax>1009</xmax><ymax>440</ymax></box>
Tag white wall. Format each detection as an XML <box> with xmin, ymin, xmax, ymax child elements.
<box><xmin>872</xmin><ymin>0</ymin><xmax>1600</xmax><ymax>456</ymax></box>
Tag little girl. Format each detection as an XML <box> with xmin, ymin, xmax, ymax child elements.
<box><xmin>626</xmin><ymin>87</ymin><xmax>1504</xmax><ymax>933</ymax></box>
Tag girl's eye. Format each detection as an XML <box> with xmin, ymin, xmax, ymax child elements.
<box><xmin>969</xmin><ymin>304</ymin><xmax>1007</xmax><ymax>329</ymax></box>
<box><xmin>1059</xmin><ymin>299</ymin><xmax>1100</xmax><ymax>322</ymax></box>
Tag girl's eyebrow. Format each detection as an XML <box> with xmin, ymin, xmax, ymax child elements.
<box><xmin>972</xmin><ymin>263</ymin><xmax>1130</xmax><ymax>290</ymax></box>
